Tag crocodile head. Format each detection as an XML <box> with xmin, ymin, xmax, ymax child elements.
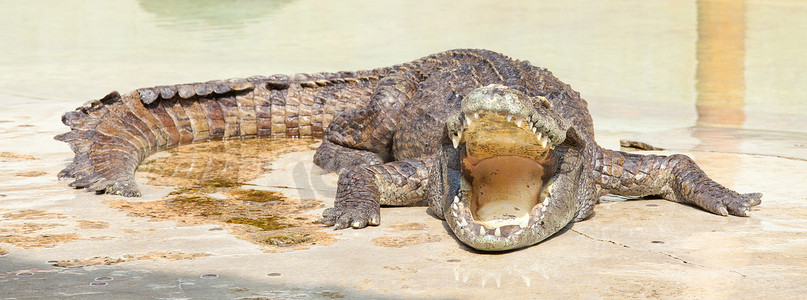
<box><xmin>439</xmin><ymin>84</ymin><xmax>584</xmax><ymax>251</ymax></box>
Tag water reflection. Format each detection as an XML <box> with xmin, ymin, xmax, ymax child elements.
<box><xmin>695</xmin><ymin>0</ymin><xmax>746</xmax><ymax>128</ymax></box>
<box><xmin>693</xmin><ymin>2</ymin><xmax>747</xmax><ymax>295</ymax></box>
<box><xmin>138</xmin><ymin>138</ymin><xmax>312</xmax><ymax>183</ymax></box>
<box><xmin>693</xmin><ymin>0</ymin><xmax>746</xmax><ymax>163</ymax></box>
<box><xmin>138</xmin><ymin>0</ymin><xmax>293</xmax><ymax>30</ymax></box>
<box><xmin>127</xmin><ymin>138</ymin><xmax>335</xmax><ymax>252</ymax></box>
<box><xmin>452</xmin><ymin>261</ymin><xmax>538</xmax><ymax>288</ymax></box>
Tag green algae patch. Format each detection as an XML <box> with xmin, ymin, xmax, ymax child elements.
<box><xmin>230</xmin><ymin>189</ymin><xmax>285</xmax><ymax>203</ymax></box>
<box><xmin>168</xmin><ymin>187</ymin><xmax>194</xmax><ymax>195</ymax></box>
<box><xmin>202</xmin><ymin>178</ymin><xmax>243</xmax><ymax>188</ymax></box>
<box><xmin>171</xmin><ymin>195</ymin><xmax>218</xmax><ymax>205</ymax></box>
<box><xmin>262</xmin><ymin>234</ymin><xmax>312</xmax><ymax>246</ymax></box>
<box><xmin>225</xmin><ymin>216</ymin><xmax>289</xmax><ymax>231</ymax></box>
<box><xmin>198</xmin><ymin>211</ymin><xmax>222</xmax><ymax>217</ymax></box>
<box><xmin>111</xmin><ymin>138</ymin><xmax>336</xmax><ymax>252</ymax></box>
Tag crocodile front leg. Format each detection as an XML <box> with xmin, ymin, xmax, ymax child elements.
<box><xmin>320</xmin><ymin>157</ymin><xmax>435</xmax><ymax>229</ymax></box>
<box><xmin>313</xmin><ymin>139</ymin><xmax>387</xmax><ymax>174</ymax></box>
<box><xmin>313</xmin><ymin>74</ymin><xmax>418</xmax><ymax>174</ymax></box>
<box><xmin>591</xmin><ymin>146</ymin><xmax>762</xmax><ymax>217</ymax></box>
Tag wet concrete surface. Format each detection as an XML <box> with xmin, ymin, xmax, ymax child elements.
<box><xmin>1</xmin><ymin>96</ymin><xmax>806</xmax><ymax>299</ymax></box>
<box><xmin>3</xmin><ymin>1</ymin><xmax>807</xmax><ymax>297</ymax></box>
<box><xmin>622</xmin><ymin>127</ymin><xmax>807</xmax><ymax>161</ymax></box>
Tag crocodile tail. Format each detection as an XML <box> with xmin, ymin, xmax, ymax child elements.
<box><xmin>54</xmin><ymin>71</ymin><xmax>388</xmax><ymax>196</ymax></box>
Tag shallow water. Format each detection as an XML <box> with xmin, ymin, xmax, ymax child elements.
<box><xmin>2</xmin><ymin>0</ymin><xmax>805</xmax><ymax>135</ymax></box>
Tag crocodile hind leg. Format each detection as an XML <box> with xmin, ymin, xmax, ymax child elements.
<box><xmin>591</xmin><ymin>146</ymin><xmax>762</xmax><ymax>217</ymax></box>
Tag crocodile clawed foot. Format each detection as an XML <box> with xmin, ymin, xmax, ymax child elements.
<box><xmin>703</xmin><ymin>191</ymin><xmax>762</xmax><ymax>217</ymax></box>
<box><xmin>727</xmin><ymin>192</ymin><xmax>763</xmax><ymax>216</ymax></box>
<box><xmin>319</xmin><ymin>206</ymin><xmax>381</xmax><ymax>230</ymax></box>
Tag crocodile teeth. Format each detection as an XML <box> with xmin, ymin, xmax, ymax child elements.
<box><xmin>474</xmin><ymin>112</ymin><xmax>480</xmax><ymax>119</ymax></box>
<box><xmin>515</xmin><ymin>119</ymin><xmax>523</xmax><ymax>127</ymax></box>
<box><xmin>452</xmin><ymin>197</ymin><xmax>459</xmax><ymax>210</ymax></box>
<box><xmin>451</xmin><ymin>135</ymin><xmax>460</xmax><ymax>148</ymax></box>
<box><xmin>532</xmin><ymin>127</ymin><xmax>537</xmax><ymax>133</ymax></box>
<box><xmin>494</xmin><ymin>227</ymin><xmax>501</xmax><ymax>237</ymax></box>
<box><xmin>522</xmin><ymin>275</ymin><xmax>532</xmax><ymax>287</ymax></box>
<box><xmin>507</xmin><ymin>115</ymin><xmax>513</xmax><ymax>122</ymax></box>
<box><xmin>541</xmin><ymin>136</ymin><xmax>549</xmax><ymax>148</ymax></box>
<box><xmin>459</xmin><ymin>217</ymin><xmax>468</xmax><ymax>227</ymax></box>
<box><xmin>479</xmin><ymin>226</ymin><xmax>486</xmax><ymax>236</ymax></box>
<box><xmin>465</xmin><ymin>117</ymin><xmax>472</xmax><ymax>126</ymax></box>
<box><xmin>536</xmin><ymin>132</ymin><xmax>542</xmax><ymax>141</ymax></box>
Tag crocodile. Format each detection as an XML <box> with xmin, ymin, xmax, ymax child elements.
<box><xmin>55</xmin><ymin>49</ymin><xmax>762</xmax><ymax>251</ymax></box>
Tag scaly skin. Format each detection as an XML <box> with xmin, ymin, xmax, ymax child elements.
<box><xmin>56</xmin><ymin>72</ymin><xmax>385</xmax><ymax>195</ymax></box>
<box><xmin>56</xmin><ymin>49</ymin><xmax>761</xmax><ymax>251</ymax></box>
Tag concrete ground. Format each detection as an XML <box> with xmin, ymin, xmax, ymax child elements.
<box><xmin>1</xmin><ymin>94</ymin><xmax>806</xmax><ymax>299</ymax></box>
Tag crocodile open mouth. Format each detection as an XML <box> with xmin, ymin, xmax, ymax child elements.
<box><xmin>460</xmin><ymin>110</ymin><xmax>555</xmax><ymax>227</ymax></box>
<box><xmin>440</xmin><ymin>84</ymin><xmax>575</xmax><ymax>251</ymax></box>
<box><xmin>446</xmin><ymin>108</ymin><xmax>563</xmax><ymax>250</ymax></box>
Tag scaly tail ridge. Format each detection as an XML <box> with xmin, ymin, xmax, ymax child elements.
<box><xmin>56</xmin><ymin>71</ymin><xmax>389</xmax><ymax>196</ymax></box>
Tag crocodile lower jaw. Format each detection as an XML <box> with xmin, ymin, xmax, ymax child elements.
<box><xmin>464</xmin><ymin>155</ymin><xmax>544</xmax><ymax>229</ymax></box>
<box><xmin>448</xmin><ymin>153</ymin><xmax>557</xmax><ymax>239</ymax></box>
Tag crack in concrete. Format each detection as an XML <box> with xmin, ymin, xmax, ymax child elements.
<box><xmin>570</xmin><ymin>228</ymin><xmax>748</xmax><ymax>278</ymax></box>
<box><xmin>569</xmin><ymin>228</ymin><xmax>629</xmax><ymax>248</ymax></box>
<box><xmin>655</xmin><ymin>250</ymin><xmax>748</xmax><ymax>278</ymax></box>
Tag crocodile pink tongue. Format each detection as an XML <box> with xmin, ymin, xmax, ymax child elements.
<box><xmin>465</xmin><ymin>156</ymin><xmax>544</xmax><ymax>228</ymax></box>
